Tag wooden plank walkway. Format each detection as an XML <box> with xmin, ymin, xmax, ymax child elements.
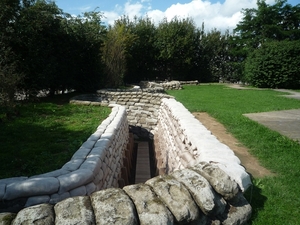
<box><xmin>135</xmin><ymin>141</ymin><xmax>151</xmax><ymax>184</ymax></box>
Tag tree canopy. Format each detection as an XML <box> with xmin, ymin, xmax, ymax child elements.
<box><xmin>234</xmin><ymin>0</ymin><xmax>300</xmax><ymax>49</ymax></box>
<box><xmin>231</xmin><ymin>0</ymin><xmax>300</xmax><ymax>87</ymax></box>
<box><xmin>1</xmin><ymin>0</ymin><xmax>300</xmax><ymax>116</ymax></box>
<box><xmin>102</xmin><ymin>20</ymin><xmax>136</xmax><ymax>88</ymax></box>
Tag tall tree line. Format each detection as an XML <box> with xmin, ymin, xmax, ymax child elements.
<box><xmin>1</xmin><ymin>0</ymin><xmax>300</xmax><ymax>115</ymax></box>
<box><xmin>110</xmin><ymin>16</ymin><xmax>230</xmax><ymax>85</ymax></box>
<box><xmin>106</xmin><ymin>0</ymin><xmax>300</xmax><ymax>87</ymax></box>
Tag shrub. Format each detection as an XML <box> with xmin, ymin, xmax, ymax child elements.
<box><xmin>245</xmin><ymin>40</ymin><xmax>300</xmax><ymax>88</ymax></box>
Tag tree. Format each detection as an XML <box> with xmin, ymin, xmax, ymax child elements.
<box><xmin>13</xmin><ymin>1</ymin><xmax>106</xmax><ymax>94</ymax></box>
<box><xmin>234</xmin><ymin>0</ymin><xmax>300</xmax><ymax>49</ymax></box>
<box><xmin>0</xmin><ymin>46</ymin><xmax>24</xmax><ymax>118</ymax></box>
<box><xmin>0</xmin><ymin>0</ymin><xmax>24</xmax><ymax>117</ymax></box>
<box><xmin>245</xmin><ymin>40</ymin><xmax>300</xmax><ymax>88</ymax></box>
<box><xmin>1</xmin><ymin>0</ymin><xmax>107</xmax><ymax>103</ymax></box>
<box><xmin>224</xmin><ymin>34</ymin><xmax>249</xmax><ymax>83</ymax></box>
<box><xmin>124</xmin><ymin>16</ymin><xmax>159</xmax><ymax>83</ymax></box>
<box><xmin>101</xmin><ymin>20</ymin><xmax>136</xmax><ymax>88</ymax></box>
<box><xmin>0</xmin><ymin>0</ymin><xmax>20</xmax><ymax>31</ymax></box>
<box><xmin>231</xmin><ymin>0</ymin><xmax>300</xmax><ymax>82</ymax></box>
<box><xmin>14</xmin><ymin>0</ymin><xmax>64</xmax><ymax>96</ymax></box>
<box><xmin>101</xmin><ymin>21</ymin><xmax>136</xmax><ymax>88</ymax></box>
<box><xmin>199</xmin><ymin>27</ymin><xmax>231</xmax><ymax>82</ymax></box>
<box><xmin>155</xmin><ymin>17</ymin><xmax>200</xmax><ymax>81</ymax></box>
<box><xmin>60</xmin><ymin>10</ymin><xmax>106</xmax><ymax>92</ymax></box>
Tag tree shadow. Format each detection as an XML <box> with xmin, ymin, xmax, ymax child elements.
<box><xmin>0</xmin><ymin>121</ymin><xmax>89</xmax><ymax>178</ymax></box>
<box><xmin>0</xmin><ymin>94</ymin><xmax>108</xmax><ymax>179</ymax></box>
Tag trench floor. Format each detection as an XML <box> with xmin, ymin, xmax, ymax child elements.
<box><xmin>134</xmin><ymin>141</ymin><xmax>152</xmax><ymax>183</ymax></box>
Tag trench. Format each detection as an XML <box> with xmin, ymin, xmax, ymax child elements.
<box><xmin>128</xmin><ymin>126</ymin><xmax>157</xmax><ymax>184</ymax></box>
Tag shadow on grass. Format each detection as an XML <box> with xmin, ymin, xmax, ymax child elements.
<box><xmin>244</xmin><ymin>179</ymin><xmax>268</xmax><ymax>224</ymax></box>
<box><xmin>0</xmin><ymin>93</ymin><xmax>110</xmax><ymax>179</ymax></box>
<box><xmin>0</xmin><ymin>119</ymin><xmax>88</xmax><ymax>178</ymax></box>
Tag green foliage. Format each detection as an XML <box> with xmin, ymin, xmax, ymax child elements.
<box><xmin>0</xmin><ymin>0</ymin><xmax>106</xmax><ymax>99</ymax></box>
<box><xmin>14</xmin><ymin>0</ymin><xmax>64</xmax><ymax>94</ymax></box>
<box><xmin>155</xmin><ymin>17</ymin><xmax>201</xmax><ymax>80</ymax></box>
<box><xmin>0</xmin><ymin>93</ymin><xmax>110</xmax><ymax>178</ymax></box>
<box><xmin>231</xmin><ymin>0</ymin><xmax>300</xmax><ymax>82</ymax></box>
<box><xmin>103</xmin><ymin>17</ymin><xmax>232</xmax><ymax>84</ymax></box>
<box><xmin>0</xmin><ymin>0</ymin><xmax>24</xmax><ymax>115</ymax></box>
<box><xmin>245</xmin><ymin>40</ymin><xmax>300</xmax><ymax>88</ymax></box>
<box><xmin>125</xmin><ymin>16</ymin><xmax>159</xmax><ymax>83</ymax></box>
<box><xmin>235</xmin><ymin>0</ymin><xmax>300</xmax><ymax>49</ymax></box>
<box><xmin>0</xmin><ymin>0</ymin><xmax>20</xmax><ymax>32</ymax></box>
<box><xmin>199</xmin><ymin>27</ymin><xmax>232</xmax><ymax>82</ymax></box>
<box><xmin>0</xmin><ymin>46</ymin><xmax>24</xmax><ymax>116</ymax></box>
<box><xmin>4</xmin><ymin>0</ymin><xmax>300</xmax><ymax>93</ymax></box>
<box><xmin>102</xmin><ymin>20</ymin><xmax>137</xmax><ymax>87</ymax></box>
<box><xmin>60</xmin><ymin>10</ymin><xmax>106</xmax><ymax>92</ymax></box>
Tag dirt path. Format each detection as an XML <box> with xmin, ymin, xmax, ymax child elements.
<box><xmin>193</xmin><ymin>112</ymin><xmax>274</xmax><ymax>178</ymax></box>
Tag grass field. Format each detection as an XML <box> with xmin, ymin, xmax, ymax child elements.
<box><xmin>0</xmin><ymin>93</ymin><xmax>110</xmax><ymax>179</ymax></box>
<box><xmin>167</xmin><ymin>84</ymin><xmax>300</xmax><ymax>225</ymax></box>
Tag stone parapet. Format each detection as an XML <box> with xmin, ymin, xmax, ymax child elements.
<box><xmin>70</xmin><ymin>90</ymin><xmax>174</xmax><ymax>131</ymax></box>
<box><xmin>180</xmin><ymin>80</ymin><xmax>199</xmax><ymax>85</ymax></box>
<box><xmin>139</xmin><ymin>80</ymin><xmax>183</xmax><ymax>90</ymax></box>
<box><xmin>0</xmin><ymin>105</ymin><xmax>130</xmax><ymax>213</ymax></box>
<box><xmin>0</xmin><ymin>162</ymin><xmax>252</xmax><ymax>225</ymax></box>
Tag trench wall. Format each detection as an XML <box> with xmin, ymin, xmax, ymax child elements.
<box><xmin>70</xmin><ymin>89</ymin><xmax>251</xmax><ymax>191</ymax></box>
<box><xmin>71</xmin><ymin>89</ymin><xmax>174</xmax><ymax>132</ymax></box>
<box><xmin>154</xmin><ymin>98</ymin><xmax>251</xmax><ymax>191</ymax></box>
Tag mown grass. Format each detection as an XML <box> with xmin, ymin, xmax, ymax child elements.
<box><xmin>0</xmin><ymin>93</ymin><xmax>110</xmax><ymax>179</ymax></box>
<box><xmin>167</xmin><ymin>84</ymin><xmax>300</xmax><ymax>225</ymax></box>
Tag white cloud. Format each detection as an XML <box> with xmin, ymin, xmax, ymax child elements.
<box><xmin>124</xmin><ymin>1</ymin><xmax>144</xmax><ymax>18</ymax></box>
<box><xmin>102</xmin><ymin>0</ymin><xmax>277</xmax><ymax>32</ymax></box>
<box><xmin>103</xmin><ymin>11</ymin><xmax>120</xmax><ymax>25</ymax></box>
<box><xmin>147</xmin><ymin>9</ymin><xmax>165</xmax><ymax>24</ymax></box>
<box><xmin>102</xmin><ymin>1</ymin><xmax>147</xmax><ymax>24</ymax></box>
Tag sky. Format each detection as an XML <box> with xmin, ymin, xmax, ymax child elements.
<box><xmin>54</xmin><ymin>0</ymin><xmax>299</xmax><ymax>32</ymax></box>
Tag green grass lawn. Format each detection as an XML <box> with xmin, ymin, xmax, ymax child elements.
<box><xmin>0</xmin><ymin>93</ymin><xmax>110</xmax><ymax>179</ymax></box>
<box><xmin>167</xmin><ymin>84</ymin><xmax>300</xmax><ymax>225</ymax></box>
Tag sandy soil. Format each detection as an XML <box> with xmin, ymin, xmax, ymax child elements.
<box><xmin>193</xmin><ymin>112</ymin><xmax>274</xmax><ymax>178</ymax></box>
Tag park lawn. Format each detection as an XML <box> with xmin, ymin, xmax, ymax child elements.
<box><xmin>0</xmin><ymin>93</ymin><xmax>111</xmax><ymax>179</ymax></box>
<box><xmin>167</xmin><ymin>84</ymin><xmax>300</xmax><ymax>225</ymax></box>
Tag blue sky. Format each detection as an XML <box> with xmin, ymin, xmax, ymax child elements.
<box><xmin>54</xmin><ymin>0</ymin><xmax>299</xmax><ymax>32</ymax></box>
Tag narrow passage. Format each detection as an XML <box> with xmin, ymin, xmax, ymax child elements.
<box><xmin>134</xmin><ymin>141</ymin><xmax>151</xmax><ymax>184</ymax></box>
